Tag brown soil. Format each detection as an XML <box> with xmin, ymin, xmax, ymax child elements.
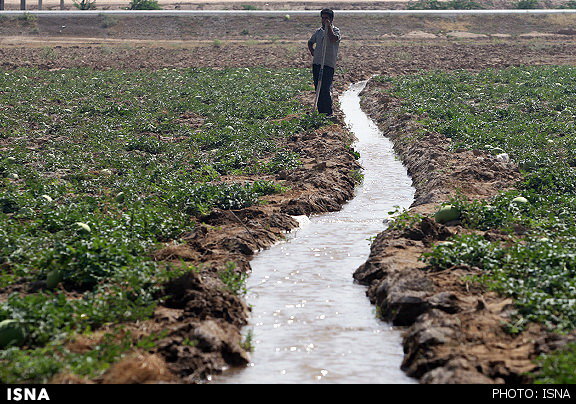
<box><xmin>3</xmin><ymin>13</ymin><xmax>576</xmax><ymax>85</ymax></box>
<box><xmin>4</xmin><ymin>12</ymin><xmax>576</xmax><ymax>41</ymax></box>
<box><xmin>2</xmin><ymin>12</ymin><xmax>576</xmax><ymax>383</ymax></box>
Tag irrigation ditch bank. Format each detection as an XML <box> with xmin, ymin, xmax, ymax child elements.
<box><xmin>353</xmin><ymin>78</ymin><xmax>576</xmax><ymax>383</ymax></box>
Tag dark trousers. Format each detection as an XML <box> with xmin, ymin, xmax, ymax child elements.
<box><xmin>312</xmin><ymin>64</ymin><xmax>334</xmax><ymax>115</ymax></box>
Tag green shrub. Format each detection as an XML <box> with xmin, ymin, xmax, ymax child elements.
<box><xmin>73</xmin><ymin>0</ymin><xmax>96</xmax><ymax>10</ymax></box>
<box><xmin>515</xmin><ymin>0</ymin><xmax>539</xmax><ymax>8</ymax></box>
<box><xmin>407</xmin><ymin>0</ymin><xmax>483</xmax><ymax>9</ymax></box>
<box><xmin>127</xmin><ymin>0</ymin><xmax>162</xmax><ymax>10</ymax></box>
<box><xmin>556</xmin><ymin>0</ymin><xmax>576</xmax><ymax>9</ymax></box>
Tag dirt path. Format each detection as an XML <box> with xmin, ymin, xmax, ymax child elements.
<box><xmin>3</xmin><ymin>38</ymin><xmax>576</xmax><ymax>84</ymax></box>
<box><xmin>2</xmin><ymin>12</ymin><xmax>576</xmax><ymax>79</ymax></box>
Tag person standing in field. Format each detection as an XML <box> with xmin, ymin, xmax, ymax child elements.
<box><xmin>308</xmin><ymin>8</ymin><xmax>341</xmax><ymax>116</ymax></box>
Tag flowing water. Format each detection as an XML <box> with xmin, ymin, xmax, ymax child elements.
<box><xmin>214</xmin><ymin>80</ymin><xmax>415</xmax><ymax>384</ymax></box>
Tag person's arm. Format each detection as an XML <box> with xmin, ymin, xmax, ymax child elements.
<box><xmin>326</xmin><ymin>23</ymin><xmax>339</xmax><ymax>43</ymax></box>
<box><xmin>326</xmin><ymin>25</ymin><xmax>339</xmax><ymax>42</ymax></box>
<box><xmin>307</xmin><ymin>31</ymin><xmax>317</xmax><ymax>57</ymax></box>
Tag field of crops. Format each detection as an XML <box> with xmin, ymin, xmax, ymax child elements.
<box><xmin>3</xmin><ymin>59</ymin><xmax>576</xmax><ymax>384</ymax></box>
<box><xmin>0</xmin><ymin>67</ymin><xmax>330</xmax><ymax>382</ymax></box>
<box><xmin>378</xmin><ymin>66</ymin><xmax>576</xmax><ymax>383</ymax></box>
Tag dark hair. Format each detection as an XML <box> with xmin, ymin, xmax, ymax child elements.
<box><xmin>320</xmin><ymin>8</ymin><xmax>334</xmax><ymax>20</ymax></box>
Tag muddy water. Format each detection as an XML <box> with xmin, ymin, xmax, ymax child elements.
<box><xmin>214</xmin><ymin>81</ymin><xmax>415</xmax><ymax>384</ymax></box>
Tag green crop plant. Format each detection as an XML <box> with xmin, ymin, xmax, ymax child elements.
<box><xmin>218</xmin><ymin>262</ymin><xmax>248</xmax><ymax>296</ymax></box>
<box><xmin>0</xmin><ymin>330</ymin><xmax>168</xmax><ymax>383</ymax></box>
<box><xmin>241</xmin><ymin>329</ymin><xmax>254</xmax><ymax>352</ymax></box>
<box><xmin>386</xmin><ymin>206</ymin><xmax>424</xmax><ymax>231</ymax></box>
<box><xmin>388</xmin><ymin>67</ymin><xmax>576</xmax><ymax>331</ymax></box>
<box><xmin>423</xmin><ymin>234</ymin><xmax>576</xmax><ymax>332</ymax></box>
<box><xmin>349</xmin><ymin>168</ymin><xmax>364</xmax><ymax>185</ymax></box>
<box><xmin>533</xmin><ymin>342</ymin><xmax>576</xmax><ymax>383</ymax></box>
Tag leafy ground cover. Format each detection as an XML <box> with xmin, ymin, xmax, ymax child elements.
<box><xmin>0</xmin><ymin>67</ymin><xmax>327</xmax><ymax>382</ymax></box>
<box><xmin>379</xmin><ymin>66</ymin><xmax>576</xmax><ymax>382</ymax></box>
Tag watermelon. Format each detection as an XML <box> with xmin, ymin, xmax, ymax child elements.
<box><xmin>496</xmin><ymin>153</ymin><xmax>510</xmax><ymax>163</ymax></box>
<box><xmin>75</xmin><ymin>222</ymin><xmax>91</xmax><ymax>233</ymax></box>
<box><xmin>434</xmin><ymin>205</ymin><xmax>461</xmax><ymax>224</ymax></box>
<box><xmin>46</xmin><ymin>270</ymin><xmax>63</xmax><ymax>289</ymax></box>
<box><xmin>511</xmin><ymin>196</ymin><xmax>529</xmax><ymax>205</ymax></box>
<box><xmin>0</xmin><ymin>320</ymin><xmax>25</xmax><ymax>348</ymax></box>
<box><xmin>115</xmin><ymin>192</ymin><xmax>126</xmax><ymax>203</ymax></box>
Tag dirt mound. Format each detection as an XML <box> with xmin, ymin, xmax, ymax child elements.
<box><xmin>356</xmin><ymin>218</ymin><xmax>541</xmax><ymax>383</ymax></box>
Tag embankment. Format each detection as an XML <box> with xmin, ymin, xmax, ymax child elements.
<box><xmin>353</xmin><ymin>78</ymin><xmax>568</xmax><ymax>384</ymax></box>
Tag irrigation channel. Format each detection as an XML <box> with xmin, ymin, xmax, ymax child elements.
<box><xmin>214</xmin><ymin>81</ymin><xmax>415</xmax><ymax>384</ymax></box>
